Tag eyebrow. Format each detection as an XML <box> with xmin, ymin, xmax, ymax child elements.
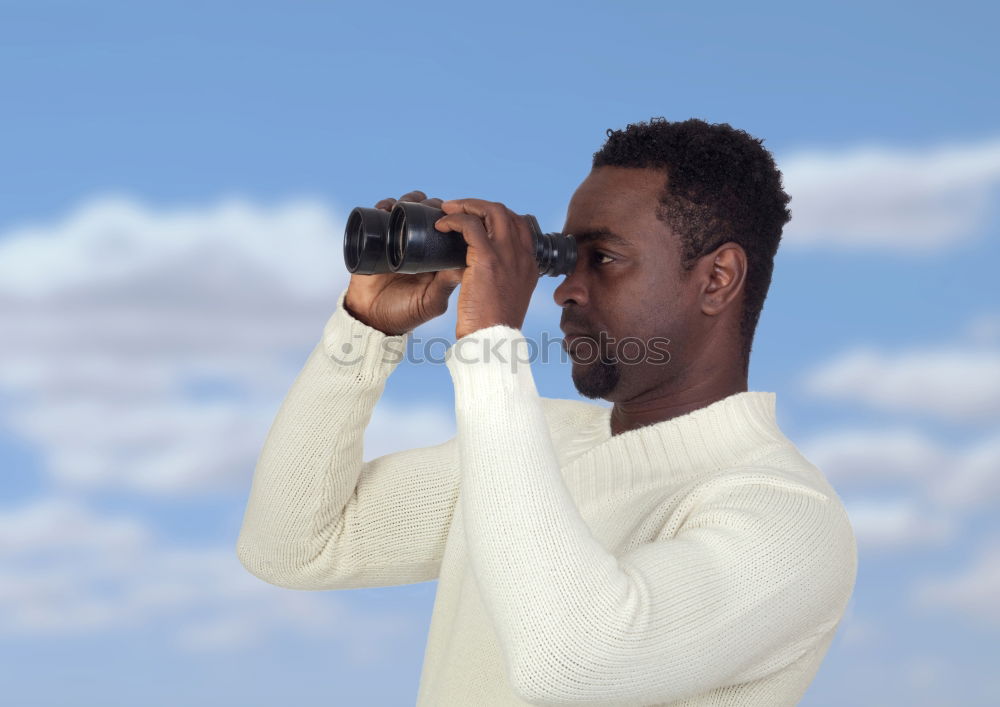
<box><xmin>569</xmin><ymin>228</ymin><xmax>633</xmax><ymax>248</ymax></box>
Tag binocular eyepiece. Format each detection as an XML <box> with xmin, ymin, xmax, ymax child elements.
<box><xmin>344</xmin><ymin>201</ymin><xmax>577</xmax><ymax>276</ymax></box>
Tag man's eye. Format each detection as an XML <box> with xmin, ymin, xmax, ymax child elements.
<box><xmin>594</xmin><ymin>252</ymin><xmax>615</xmax><ymax>265</ymax></box>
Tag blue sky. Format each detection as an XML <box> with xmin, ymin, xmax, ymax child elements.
<box><xmin>1</xmin><ymin>1</ymin><xmax>999</xmax><ymax>705</ymax></box>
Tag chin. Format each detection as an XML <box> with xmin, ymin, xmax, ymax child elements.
<box><xmin>571</xmin><ymin>359</ymin><xmax>621</xmax><ymax>400</ymax></box>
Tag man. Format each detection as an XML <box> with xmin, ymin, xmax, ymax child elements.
<box><xmin>236</xmin><ymin>117</ymin><xmax>858</xmax><ymax>706</ymax></box>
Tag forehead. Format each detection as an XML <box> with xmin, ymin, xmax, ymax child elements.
<box><xmin>565</xmin><ymin>166</ymin><xmax>671</xmax><ymax>243</ymax></box>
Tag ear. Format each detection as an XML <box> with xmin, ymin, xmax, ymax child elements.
<box><xmin>699</xmin><ymin>242</ymin><xmax>747</xmax><ymax>317</ymax></box>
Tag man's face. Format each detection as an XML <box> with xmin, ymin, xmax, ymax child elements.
<box><xmin>555</xmin><ymin>166</ymin><xmax>700</xmax><ymax>402</ymax></box>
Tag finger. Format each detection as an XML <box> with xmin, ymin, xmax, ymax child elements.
<box><xmin>375</xmin><ymin>197</ymin><xmax>397</xmax><ymax>211</ymax></box>
<box><xmin>422</xmin><ymin>197</ymin><xmax>444</xmax><ymax>208</ymax></box>
<box><xmin>434</xmin><ymin>213</ymin><xmax>495</xmax><ymax>261</ymax></box>
<box><xmin>511</xmin><ymin>212</ymin><xmax>538</xmax><ymax>256</ymax></box>
<box><xmin>440</xmin><ymin>198</ymin><xmax>506</xmax><ymax>228</ymax></box>
<box><xmin>399</xmin><ymin>190</ymin><xmax>427</xmax><ymax>202</ymax></box>
<box><xmin>440</xmin><ymin>198</ymin><xmax>523</xmax><ymax>255</ymax></box>
<box><xmin>422</xmin><ymin>268</ymin><xmax>462</xmax><ymax>315</ymax></box>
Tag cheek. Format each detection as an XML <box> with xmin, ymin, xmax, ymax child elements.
<box><xmin>601</xmin><ymin>268</ymin><xmax>680</xmax><ymax>339</ymax></box>
<box><xmin>609</xmin><ymin>310</ymin><xmax>662</xmax><ymax>351</ymax></box>
<box><xmin>617</xmin><ymin>290</ymin><xmax>686</xmax><ymax>350</ymax></box>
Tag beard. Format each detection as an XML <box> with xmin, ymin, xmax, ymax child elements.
<box><xmin>570</xmin><ymin>354</ymin><xmax>621</xmax><ymax>399</ymax></box>
<box><xmin>563</xmin><ymin>332</ymin><xmax>623</xmax><ymax>399</ymax></box>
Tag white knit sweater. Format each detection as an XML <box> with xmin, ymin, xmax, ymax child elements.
<box><xmin>236</xmin><ymin>288</ymin><xmax>858</xmax><ymax>706</ymax></box>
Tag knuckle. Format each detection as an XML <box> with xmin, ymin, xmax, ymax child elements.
<box><xmin>477</xmin><ymin>250</ymin><xmax>500</xmax><ymax>268</ymax></box>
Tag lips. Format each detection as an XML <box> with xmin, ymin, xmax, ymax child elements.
<box><xmin>560</xmin><ymin>325</ymin><xmax>591</xmax><ymax>338</ymax></box>
<box><xmin>560</xmin><ymin>321</ymin><xmax>598</xmax><ymax>359</ymax></box>
<box><xmin>561</xmin><ymin>333</ymin><xmax>599</xmax><ymax>362</ymax></box>
<box><xmin>561</xmin><ymin>324</ymin><xmax>593</xmax><ymax>347</ymax></box>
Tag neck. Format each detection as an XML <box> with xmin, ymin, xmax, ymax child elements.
<box><xmin>609</xmin><ymin>367</ymin><xmax>748</xmax><ymax>436</ymax></box>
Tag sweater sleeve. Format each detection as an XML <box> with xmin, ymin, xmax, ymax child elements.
<box><xmin>444</xmin><ymin>325</ymin><xmax>858</xmax><ymax>706</ymax></box>
<box><xmin>236</xmin><ymin>288</ymin><xmax>461</xmax><ymax>591</ymax></box>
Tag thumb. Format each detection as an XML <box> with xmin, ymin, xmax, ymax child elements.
<box><xmin>430</xmin><ymin>268</ymin><xmax>463</xmax><ymax>297</ymax></box>
<box><xmin>422</xmin><ymin>268</ymin><xmax>463</xmax><ymax>315</ymax></box>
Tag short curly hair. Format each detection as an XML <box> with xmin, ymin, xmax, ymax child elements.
<box><xmin>592</xmin><ymin>117</ymin><xmax>792</xmax><ymax>372</ymax></box>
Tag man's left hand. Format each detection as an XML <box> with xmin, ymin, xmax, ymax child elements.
<box><xmin>435</xmin><ymin>198</ymin><xmax>542</xmax><ymax>340</ymax></box>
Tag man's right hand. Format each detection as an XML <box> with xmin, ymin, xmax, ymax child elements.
<box><xmin>343</xmin><ymin>190</ymin><xmax>465</xmax><ymax>336</ymax></box>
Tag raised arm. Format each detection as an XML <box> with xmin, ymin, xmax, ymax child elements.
<box><xmin>237</xmin><ymin>189</ymin><xmax>471</xmax><ymax>590</ymax></box>
<box><xmin>445</xmin><ymin>324</ymin><xmax>858</xmax><ymax>705</ymax></box>
<box><xmin>236</xmin><ymin>287</ymin><xmax>462</xmax><ymax>590</ymax></box>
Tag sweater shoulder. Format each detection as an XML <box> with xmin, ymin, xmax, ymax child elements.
<box><xmin>735</xmin><ymin>440</ymin><xmax>848</xmax><ymax>506</ymax></box>
<box><xmin>673</xmin><ymin>464</ymin><xmax>857</xmax><ymax>559</ymax></box>
<box><xmin>538</xmin><ymin>396</ymin><xmax>608</xmax><ymax>429</ymax></box>
<box><xmin>680</xmin><ymin>462</ymin><xmax>855</xmax><ymax>552</ymax></box>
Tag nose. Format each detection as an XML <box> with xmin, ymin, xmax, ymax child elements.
<box><xmin>553</xmin><ymin>260</ymin><xmax>588</xmax><ymax>309</ymax></box>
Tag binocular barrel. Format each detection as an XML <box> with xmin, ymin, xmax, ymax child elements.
<box><xmin>344</xmin><ymin>201</ymin><xmax>577</xmax><ymax>276</ymax></box>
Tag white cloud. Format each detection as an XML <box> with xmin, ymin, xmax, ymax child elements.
<box><xmin>843</xmin><ymin>497</ymin><xmax>955</xmax><ymax>551</ymax></box>
<box><xmin>8</xmin><ymin>397</ymin><xmax>276</xmax><ymax>493</ymax></box>
<box><xmin>802</xmin><ymin>428</ymin><xmax>947</xmax><ymax>482</ymax></box>
<box><xmin>0</xmin><ymin>495</ymin><xmax>150</xmax><ymax>558</ymax></box>
<box><xmin>0</xmin><ymin>496</ymin><xmax>418</xmax><ymax>660</ymax></box>
<box><xmin>0</xmin><ymin>194</ymin><xmax>345</xmax><ymax>299</ymax></box>
<box><xmin>802</xmin><ymin>428</ymin><xmax>1000</xmax><ymax>510</ymax></box>
<box><xmin>779</xmin><ymin>136</ymin><xmax>1000</xmax><ymax>249</ymax></box>
<box><xmin>0</xmin><ymin>195</ymin><xmax>456</xmax><ymax>496</ymax></box>
<box><xmin>802</xmin><ymin>346</ymin><xmax>1000</xmax><ymax>422</ymax></box>
<box><xmin>911</xmin><ymin>534</ymin><xmax>1000</xmax><ymax>627</ymax></box>
<box><xmin>929</xmin><ymin>434</ymin><xmax>1000</xmax><ymax>509</ymax></box>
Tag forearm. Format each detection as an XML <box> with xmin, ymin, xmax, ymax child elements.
<box><xmin>446</xmin><ymin>325</ymin><xmax>616</xmax><ymax>679</ymax></box>
<box><xmin>236</xmin><ymin>288</ymin><xmax>405</xmax><ymax>588</ymax></box>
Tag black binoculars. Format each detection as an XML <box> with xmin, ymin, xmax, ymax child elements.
<box><xmin>344</xmin><ymin>201</ymin><xmax>577</xmax><ymax>276</ymax></box>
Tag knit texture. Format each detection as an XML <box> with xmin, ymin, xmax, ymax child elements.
<box><xmin>237</xmin><ymin>287</ymin><xmax>858</xmax><ymax>706</ymax></box>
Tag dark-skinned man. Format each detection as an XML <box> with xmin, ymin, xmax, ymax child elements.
<box><xmin>237</xmin><ymin>117</ymin><xmax>858</xmax><ymax>707</ymax></box>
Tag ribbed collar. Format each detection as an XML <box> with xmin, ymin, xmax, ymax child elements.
<box><xmin>560</xmin><ymin>391</ymin><xmax>790</xmax><ymax>503</ymax></box>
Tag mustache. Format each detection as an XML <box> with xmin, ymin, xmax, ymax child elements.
<box><xmin>560</xmin><ymin>320</ymin><xmax>597</xmax><ymax>337</ymax></box>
